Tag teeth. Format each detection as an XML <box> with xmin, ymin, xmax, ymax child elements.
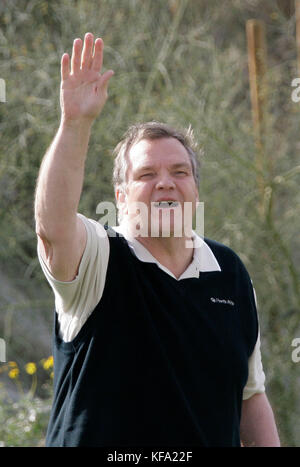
<box><xmin>154</xmin><ymin>201</ymin><xmax>179</xmax><ymax>208</ymax></box>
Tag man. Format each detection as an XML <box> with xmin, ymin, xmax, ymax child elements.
<box><xmin>34</xmin><ymin>33</ymin><xmax>280</xmax><ymax>447</ymax></box>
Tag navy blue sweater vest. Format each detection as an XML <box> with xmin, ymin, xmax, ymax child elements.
<box><xmin>46</xmin><ymin>230</ymin><xmax>258</xmax><ymax>447</ymax></box>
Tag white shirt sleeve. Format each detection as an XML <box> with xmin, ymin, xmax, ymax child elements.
<box><xmin>242</xmin><ymin>331</ymin><xmax>266</xmax><ymax>400</ymax></box>
<box><xmin>242</xmin><ymin>285</ymin><xmax>266</xmax><ymax>399</ymax></box>
<box><xmin>37</xmin><ymin>213</ymin><xmax>109</xmax><ymax>342</ymax></box>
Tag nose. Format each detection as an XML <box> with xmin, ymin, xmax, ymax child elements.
<box><xmin>155</xmin><ymin>173</ymin><xmax>175</xmax><ymax>190</ymax></box>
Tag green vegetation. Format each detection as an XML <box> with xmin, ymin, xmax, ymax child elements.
<box><xmin>0</xmin><ymin>0</ymin><xmax>299</xmax><ymax>446</ymax></box>
<box><xmin>0</xmin><ymin>358</ymin><xmax>53</xmax><ymax>446</ymax></box>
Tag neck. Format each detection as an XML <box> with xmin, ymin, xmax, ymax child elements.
<box><xmin>119</xmin><ymin>219</ymin><xmax>195</xmax><ymax>279</ymax></box>
<box><xmin>135</xmin><ymin>234</ymin><xmax>194</xmax><ymax>279</ymax></box>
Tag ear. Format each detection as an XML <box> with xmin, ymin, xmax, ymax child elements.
<box><xmin>115</xmin><ymin>186</ymin><xmax>128</xmax><ymax>215</ymax></box>
<box><xmin>115</xmin><ymin>187</ymin><xmax>125</xmax><ymax>203</ymax></box>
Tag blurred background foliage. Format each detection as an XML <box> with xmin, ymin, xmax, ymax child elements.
<box><xmin>0</xmin><ymin>0</ymin><xmax>299</xmax><ymax>446</ymax></box>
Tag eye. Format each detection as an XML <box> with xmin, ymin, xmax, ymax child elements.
<box><xmin>174</xmin><ymin>170</ymin><xmax>187</xmax><ymax>175</ymax></box>
<box><xmin>140</xmin><ymin>173</ymin><xmax>154</xmax><ymax>179</ymax></box>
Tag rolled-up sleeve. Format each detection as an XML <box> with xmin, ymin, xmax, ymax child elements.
<box><xmin>37</xmin><ymin>213</ymin><xmax>110</xmax><ymax>342</ymax></box>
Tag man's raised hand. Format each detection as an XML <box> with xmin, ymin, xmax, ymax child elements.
<box><xmin>60</xmin><ymin>32</ymin><xmax>114</xmax><ymax>124</ymax></box>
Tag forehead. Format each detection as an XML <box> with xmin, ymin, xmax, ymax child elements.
<box><xmin>127</xmin><ymin>137</ymin><xmax>191</xmax><ymax>169</ymax></box>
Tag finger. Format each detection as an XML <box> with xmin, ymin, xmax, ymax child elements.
<box><xmin>81</xmin><ymin>32</ymin><xmax>94</xmax><ymax>69</ymax></box>
<box><xmin>91</xmin><ymin>38</ymin><xmax>104</xmax><ymax>73</ymax></box>
<box><xmin>71</xmin><ymin>38</ymin><xmax>82</xmax><ymax>74</ymax></box>
<box><xmin>99</xmin><ymin>69</ymin><xmax>114</xmax><ymax>93</ymax></box>
<box><xmin>61</xmin><ymin>53</ymin><xmax>70</xmax><ymax>81</ymax></box>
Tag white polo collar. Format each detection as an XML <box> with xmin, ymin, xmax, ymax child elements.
<box><xmin>112</xmin><ymin>223</ymin><xmax>221</xmax><ymax>281</ymax></box>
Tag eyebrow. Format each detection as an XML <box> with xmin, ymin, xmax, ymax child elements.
<box><xmin>135</xmin><ymin>162</ymin><xmax>192</xmax><ymax>172</ymax></box>
<box><xmin>170</xmin><ymin>163</ymin><xmax>192</xmax><ymax>170</ymax></box>
<box><xmin>134</xmin><ymin>165</ymin><xmax>155</xmax><ymax>173</ymax></box>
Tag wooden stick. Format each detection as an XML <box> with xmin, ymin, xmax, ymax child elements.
<box><xmin>246</xmin><ymin>20</ymin><xmax>267</xmax><ymax>146</ymax></box>
<box><xmin>295</xmin><ymin>0</ymin><xmax>300</xmax><ymax>76</ymax></box>
<box><xmin>246</xmin><ymin>19</ymin><xmax>268</xmax><ymax>213</ymax></box>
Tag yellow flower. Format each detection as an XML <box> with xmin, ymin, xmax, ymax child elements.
<box><xmin>8</xmin><ymin>368</ymin><xmax>19</xmax><ymax>379</ymax></box>
<box><xmin>25</xmin><ymin>362</ymin><xmax>37</xmax><ymax>375</ymax></box>
<box><xmin>8</xmin><ymin>361</ymin><xmax>17</xmax><ymax>368</ymax></box>
<box><xmin>43</xmin><ymin>356</ymin><xmax>53</xmax><ymax>370</ymax></box>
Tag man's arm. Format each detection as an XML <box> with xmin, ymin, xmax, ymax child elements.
<box><xmin>240</xmin><ymin>393</ymin><xmax>280</xmax><ymax>447</ymax></box>
<box><xmin>34</xmin><ymin>33</ymin><xmax>114</xmax><ymax>281</ymax></box>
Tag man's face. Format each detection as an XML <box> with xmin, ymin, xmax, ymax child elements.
<box><xmin>117</xmin><ymin>137</ymin><xmax>199</xmax><ymax>238</ymax></box>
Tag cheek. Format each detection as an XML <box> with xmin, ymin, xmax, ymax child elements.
<box><xmin>190</xmin><ymin>180</ymin><xmax>199</xmax><ymax>199</ymax></box>
<box><xmin>129</xmin><ymin>182</ymin><xmax>153</xmax><ymax>201</ymax></box>
<box><xmin>179</xmin><ymin>180</ymin><xmax>198</xmax><ymax>198</ymax></box>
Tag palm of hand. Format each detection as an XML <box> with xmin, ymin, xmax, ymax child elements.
<box><xmin>60</xmin><ymin>33</ymin><xmax>114</xmax><ymax>122</ymax></box>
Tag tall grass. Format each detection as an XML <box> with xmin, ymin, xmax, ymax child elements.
<box><xmin>0</xmin><ymin>0</ymin><xmax>299</xmax><ymax>446</ymax></box>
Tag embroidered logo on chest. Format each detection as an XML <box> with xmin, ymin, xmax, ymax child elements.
<box><xmin>210</xmin><ymin>297</ymin><xmax>235</xmax><ymax>306</ymax></box>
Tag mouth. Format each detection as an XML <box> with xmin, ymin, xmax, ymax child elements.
<box><xmin>153</xmin><ymin>201</ymin><xmax>180</xmax><ymax>208</ymax></box>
